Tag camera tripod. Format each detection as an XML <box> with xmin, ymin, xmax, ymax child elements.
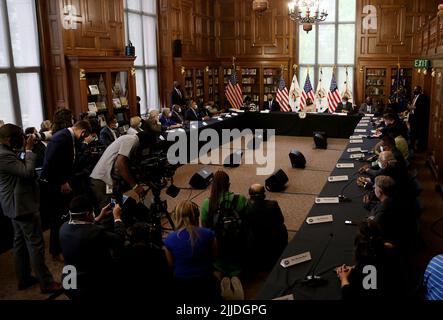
<box><xmin>146</xmin><ymin>182</ymin><xmax>175</xmax><ymax>231</ymax></box>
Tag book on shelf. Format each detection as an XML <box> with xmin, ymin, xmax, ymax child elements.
<box><xmin>98</xmin><ymin>114</ymin><xmax>106</xmax><ymax>127</ymax></box>
<box><xmin>88</xmin><ymin>102</ymin><xmax>98</xmax><ymax>112</ymax></box>
<box><xmin>120</xmin><ymin>96</ymin><xmax>128</xmax><ymax>106</ymax></box>
<box><xmin>112</xmin><ymin>98</ymin><xmax>122</xmax><ymax>109</ymax></box>
<box><xmin>89</xmin><ymin>85</ymin><xmax>100</xmax><ymax>95</ymax></box>
<box><xmin>96</xmin><ymin>101</ymin><xmax>107</xmax><ymax>111</ymax></box>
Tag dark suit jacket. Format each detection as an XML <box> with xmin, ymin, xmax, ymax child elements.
<box><xmin>359</xmin><ymin>103</ymin><xmax>380</xmax><ymax>115</ymax></box>
<box><xmin>335</xmin><ymin>102</ymin><xmax>354</xmax><ymax>114</ymax></box>
<box><xmin>185</xmin><ymin>108</ymin><xmax>200</xmax><ymax>121</ymax></box>
<box><xmin>99</xmin><ymin>126</ymin><xmax>119</xmax><ymax>148</ymax></box>
<box><xmin>0</xmin><ymin>145</ymin><xmax>39</xmax><ymax>218</ymax></box>
<box><xmin>171</xmin><ymin>88</ymin><xmax>186</xmax><ymax>106</ymax></box>
<box><xmin>60</xmin><ymin>221</ymin><xmax>125</xmax><ymax>295</ymax></box>
<box><xmin>243</xmin><ymin>199</ymin><xmax>288</xmax><ymax>270</ymax></box>
<box><xmin>171</xmin><ymin>110</ymin><xmax>184</xmax><ymax>124</ymax></box>
<box><xmin>263</xmin><ymin>100</ymin><xmax>280</xmax><ymax>112</ymax></box>
<box><xmin>41</xmin><ymin>128</ymin><xmax>75</xmax><ymax>186</ymax></box>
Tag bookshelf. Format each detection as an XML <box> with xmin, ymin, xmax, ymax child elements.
<box><xmin>208</xmin><ymin>67</ymin><xmax>219</xmax><ymax>104</ymax></box>
<box><xmin>241</xmin><ymin>68</ymin><xmax>260</xmax><ymax>104</ymax></box>
<box><xmin>195</xmin><ymin>68</ymin><xmax>205</xmax><ymax>103</ymax></box>
<box><xmin>263</xmin><ymin>68</ymin><xmax>281</xmax><ymax>99</ymax></box>
<box><xmin>365</xmin><ymin>68</ymin><xmax>387</xmax><ymax>105</ymax></box>
<box><xmin>66</xmin><ymin>56</ymin><xmax>136</xmax><ymax>121</ymax></box>
<box><xmin>184</xmin><ymin>68</ymin><xmax>194</xmax><ymax>100</ymax></box>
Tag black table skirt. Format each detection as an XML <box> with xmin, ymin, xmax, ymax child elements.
<box><xmin>257</xmin><ymin>119</ymin><xmax>379</xmax><ymax>300</ymax></box>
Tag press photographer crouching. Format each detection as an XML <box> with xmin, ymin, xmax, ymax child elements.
<box><xmin>89</xmin><ymin>131</ymin><xmax>156</xmax><ymax>225</ymax></box>
<box><xmin>60</xmin><ymin>195</ymin><xmax>125</xmax><ymax>301</ymax></box>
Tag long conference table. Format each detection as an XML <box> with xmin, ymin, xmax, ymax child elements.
<box><xmin>161</xmin><ymin>111</ymin><xmax>378</xmax><ymax>300</ymax></box>
<box><xmin>255</xmin><ymin>115</ymin><xmax>379</xmax><ymax>300</ymax></box>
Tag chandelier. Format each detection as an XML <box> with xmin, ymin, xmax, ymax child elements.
<box><xmin>288</xmin><ymin>0</ymin><xmax>328</xmax><ymax>33</ymax></box>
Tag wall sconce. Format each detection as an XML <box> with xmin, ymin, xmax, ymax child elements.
<box><xmin>205</xmin><ymin>66</ymin><xmax>210</xmax><ymax>73</ymax></box>
<box><xmin>359</xmin><ymin>66</ymin><xmax>364</xmax><ymax>73</ymax></box>
<box><xmin>417</xmin><ymin>68</ymin><xmax>421</xmax><ymax>74</ymax></box>
<box><xmin>423</xmin><ymin>69</ymin><xmax>428</xmax><ymax>75</ymax></box>
<box><xmin>181</xmin><ymin>66</ymin><xmax>185</xmax><ymax>75</ymax></box>
<box><xmin>432</xmin><ymin>68</ymin><xmax>436</xmax><ymax>77</ymax></box>
<box><xmin>439</xmin><ymin>72</ymin><xmax>442</xmax><ymax>78</ymax></box>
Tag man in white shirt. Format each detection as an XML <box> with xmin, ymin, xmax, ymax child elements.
<box><xmin>90</xmin><ymin>131</ymin><xmax>154</xmax><ymax>212</ymax></box>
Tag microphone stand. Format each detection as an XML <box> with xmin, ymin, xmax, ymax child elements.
<box><xmin>301</xmin><ymin>233</ymin><xmax>334</xmax><ymax>287</ymax></box>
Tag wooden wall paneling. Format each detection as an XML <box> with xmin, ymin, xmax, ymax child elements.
<box><xmin>61</xmin><ymin>0</ymin><xmax>124</xmax><ymax>56</ymax></box>
<box><xmin>38</xmin><ymin>0</ymin><xmax>70</xmax><ymax>119</ymax></box>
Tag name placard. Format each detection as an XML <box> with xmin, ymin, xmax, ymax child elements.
<box><xmin>328</xmin><ymin>175</ymin><xmax>349</xmax><ymax>182</ymax></box>
<box><xmin>354</xmin><ymin>129</ymin><xmax>367</xmax><ymax>133</ymax></box>
<box><xmin>350</xmin><ymin>135</ymin><xmax>365</xmax><ymax>139</ymax></box>
<box><xmin>350</xmin><ymin>153</ymin><xmax>365</xmax><ymax>159</ymax></box>
<box><xmin>306</xmin><ymin>215</ymin><xmax>334</xmax><ymax>225</ymax></box>
<box><xmin>347</xmin><ymin>147</ymin><xmax>362</xmax><ymax>153</ymax></box>
<box><xmin>315</xmin><ymin>197</ymin><xmax>340</xmax><ymax>204</ymax></box>
<box><xmin>337</xmin><ymin>163</ymin><xmax>355</xmax><ymax>169</ymax></box>
<box><xmin>350</xmin><ymin>139</ymin><xmax>364</xmax><ymax>144</ymax></box>
<box><xmin>280</xmin><ymin>252</ymin><xmax>312</xmax><ymax>268</ymax></box>
<box><xmin>364</xmin><ymin>114</ymin><xmax>375</xmax><ymax>117</ymax></box>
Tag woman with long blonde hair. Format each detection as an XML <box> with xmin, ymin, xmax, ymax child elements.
<box><xmin>164</xmin><ymin>200</ymin><xmax>219</xmax><ymax>301</ymax></box>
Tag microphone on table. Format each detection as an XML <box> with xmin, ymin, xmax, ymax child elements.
<box><xmin>337</xmin><ymin>171</ymin><xmax>359</xmax><ymax>202</ymax></box>
<box><xmin>301</xmin><ymin>233</ymin><xmax>334</xmax><ymax>287</ymax></box>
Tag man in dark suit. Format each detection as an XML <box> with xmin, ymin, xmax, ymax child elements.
<box><xmin>335</xmin><ymin>96</ymin><xmax>354</xmax><ymax>114</ymax></box>
<box><xmin>185</xmin><ymin>100</ymin><xmax>201</xmax><ymax>121</ymax></box>
<box><xmin>60</xmin><ymin>195</ymin><xmax>125</xmax><ymax>300</ymax></box>
<box><xmin>99</xmin><ymin>116</ymin><xmax>119</xmax><ymax>148</ymax></box>
<box><xmin>41</xmin><ymin>120</ymin><xmax>92</xmax><ymax>260</ymax></box>
<box><xmin>408</xmin><ymin>86</ymin><xmax>430</xmax><ymax>152</ymax></box>
<box><xmin>263</xmin><ymin>94</ymin><xmax>280</xmax><ymax>112</ymax></box>
<box><xmin>0</xmin><ymin>124</ymin><xmax>60</xmax><ymax>293</ymax></box>
<box><xmin>243</xmin><ymin>184</ymin><xmax>288</xmax><ymax>271</ymax></box>
<box><xmin>171</xmin><ymin>81</ymin><xmax>186</xmax><ymax>107</ymax></box>
<box><xmin>171</xmin><ymin>105</ymin><xmax>184</xmax><ymax>124</ymax></box>
<box><xmin>359</xmin><ymin>96</ymin><xmax>383</xmax><ymax>115</ymax></box>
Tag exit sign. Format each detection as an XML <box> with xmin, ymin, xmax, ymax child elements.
<box><xmin>414</xmin><ymin>59</ymin><xmax>430</xmax><ymax>68</ymax></box>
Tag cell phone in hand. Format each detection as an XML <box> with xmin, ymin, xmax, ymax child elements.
<box><xmin>110</xmin><ymin>198</ymin><xmax>116</xmax><ymax>208</ymax></box>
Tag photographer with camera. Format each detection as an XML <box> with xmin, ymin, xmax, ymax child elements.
<box><xmin>24</xmin><ymin>127</ymin><xmax>48</xmax><ymax>168</ymax></box>
<box><xmin>0</xmin><ymin>124</ymin><xmax>61</xmax><ymax>293</ymax></box>
<box><xmin>60</xmin><ymin>195</ymin><xmax>125</xmax><ymax>300</ymax></box>
<box><xmin>89</xmin><ymin>131</ymin><xmax>156</xmax><ymax>221</ymax></box>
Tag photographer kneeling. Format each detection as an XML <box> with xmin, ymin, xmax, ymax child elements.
<box><xmin>60</xmin><ymin>195</ymin><xmax>125</xmax><ymax>300</ymax></box>
<box><xmin>89</xmin><ymin>131</ymin><xmax>156</xmax><ymax>222</ymax></box>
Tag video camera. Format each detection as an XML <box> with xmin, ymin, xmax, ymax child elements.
<box><xmin>136</xmin><ymin>151</ymin><xmax>179</xmax><ymax>187</ymax></box>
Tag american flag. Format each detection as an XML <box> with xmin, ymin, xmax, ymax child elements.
<box><xmin>300</xmin><ymin>73</ymin><xmax>315</xmax><ymax>111</ymax></box>
<box><xmin>328</xmin><ymin>72</ymin><xmax>341</xmax><ymax>113</ymax></box>
<box><xmin>276</xmin><ymin>76</ymin><xmax>290</xmax><ymax>112</ymax></box>
<box><xmin>225</xmin><ymin>69</ymin><xmax>243</xmax><ymax>109</ymax></box>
